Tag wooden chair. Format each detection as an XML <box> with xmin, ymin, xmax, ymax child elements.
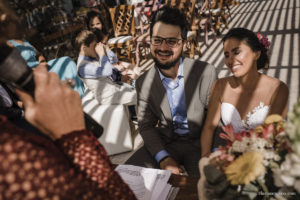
<box><xmin>200</xmin><ymin>0</ymin><xmax>229</xmax><ymax>35</ymax></box>
<box><xmin>223</xmin><ymin>0</ymin><xmax>240</xmax><ymax>19</ymax></box>
<box><xmin>196</xmin><ymin>0</ymin><xmax>217</xmax><ymax>46</ymax></box>
<box><xmin>108</xmin><ymin>5</ymin><xmax>136</xmax><ymax>65</ymax></box>
<box><xmin>165</xmin><ymin>0</ymin><xmax>201</xmax><ymax>58</ymax></box>
<box><xmin>134</xmin><ymin>0</ymin><xmax>162</xmax><ymax>35</ymax></box>
<box><xmin>133</xmin><ymin>0</ymin><xmax>163</xmax><ymax>66</ymax></box>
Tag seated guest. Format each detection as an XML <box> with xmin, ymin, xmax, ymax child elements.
<box><xmin>86</xmin><ymin>10</ymin><xmax>141</xmax><ymax>75</ymax></box>
<box><xmin>125</xmin><ymin>7</ymin><xmax>217</xmax><ymax>178</ymax></box>
<box><xmin>0</xmin><ymin>64</ymin><xmax>137</xmax><ymax>199</ymax></box>
<box><xmin>200</xmin><ymin>28</ymin><xmax>289</xmax><ymax>158</ymax></box>
<box><xmin>85</xmin><ymin>10</ymin><xmax>113</xmax><ymax>38</ymax></box>
<box><xmin>91</xmin><ymin>28</ymin><xmax>140</xmax><ymax>81</ymax></box>
<box><xmin>93</xmin><ymin>28</ymin><xmax>109</xmax><ymax>45</ymax></box>
<box><xmin>0</xmin><ymin>0</ymin><xmax>84</xmax><ymax>135</ymax></box>
<box><xmin>6</xmin><ymin>39</ymin><xmax>85</xmax><ymax>97</ymax></box>
<box><xmin>75</xmin><ymin>30</ymin><xmax>137</xmax><ymax>105</ymax></box>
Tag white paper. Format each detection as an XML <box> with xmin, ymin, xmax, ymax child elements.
<box><xmin>156</xmin><ymin>183</ymin><xmax>172</xmax><ymax>200</ymax></box>
<box><xmin>115</xmin><ymin>166</ymin><xmax>146</xmax><ymax>199</ymax></box>
<box><xmin>150</xmin><ymin>171</ymin><xmax>172</xmax><ymax>200</ymax></box>
<box><xmin>167</xmin><ymin>187</ymin><xmax>180</xmax><ymax>200</ymax></box>
<box><xmin>141</xmin><ymin>168</ymin><xmax>158</xmax><ymax>199</ymax></box>
<box><xmin>115</xmin><ymin>165</ymin><xmax>172</xmax><ymax>200</ymax></box>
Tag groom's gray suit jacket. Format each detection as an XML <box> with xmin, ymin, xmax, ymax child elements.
<box><xmin>136</xmin><ymin>57</ymin><xmax>217</xmax><ymax>157</ymax></box>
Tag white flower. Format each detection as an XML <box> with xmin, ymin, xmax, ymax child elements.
<box><xmin>231</xmin><ymin>138</ymin><xmax>250</xmax><ymax>153</ymax></box>
<box><xmin>289</xmin><ymin>154</ymin><xmax>300</xmax><ymax>176</ymax></box>
<box><xmin>273</xmin><ymin>168</ymin><xmax>285</xmax><ymax>187</ymax></box>
<box><xmin>280</xmin><ymin>156</ymin><xmax>292</xmax><ymax>171</ymax></box>
<box><xmin>295</xmin><ymin>180</ymin><xmax>300</xmax><ymax>193</ymax></box>
<box><xmin>280</xmin><ymin>174</ymin><xmax>295</xmax><ymax>186</ymax></box>
<box><xmin>290</xmin><ymin>164</ymin><xmax>300</xmax><ymax>176</ymax></box>
<box><xmin>293</xmin><ymin>141</ymin><xmax>300</xmax><ymax>157</ymax></box>
<box><xmin>259</xmin><ymin>150</ymin><xmax>280</xmax><ymax>166</ymax></box>
<box><xmin>230</xmin><ymin>135</ymin><xmax>281</xmax><ymax>167</ymax></box>
<box><xmin>273</xmin><ymin>153</ymin><xmax>300</xmax><ymax>191</ymax></box>
<box><xmin>248</xmin><ymin>137</ymin><xmax>266</xmax><ymax>151</ymax></box>
<box><xmin>275</xmin><ymin>187</ymin><xmax>294</xmax><ymax>200</ymax></box>
<box><xmin>291</xmin><ymin>151</ymin><xmax>300</xmax><ymax>162</ymax></box>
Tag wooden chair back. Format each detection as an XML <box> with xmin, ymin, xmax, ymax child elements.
<box><xmin>200</xmin><ymin>0</ymin><xmax>224</xmax><ymax>12</ymax></box>
<box><xmin>109</xmin><ymin>5</ymin><xmax>136</xmax><ymax>37</ymax></box>
<box><xmin>164</xmin><ymin>0</ymin><xmax>201</xmax><ymax>58</ymax></box>
<box><xmin>134</xmin><ymin>0</ymin><xmax>162</xmax><ymax>34</ymax></box>
<box><xmin>165</xmin><ymin>0</ymin><xmax>197</xmax><ymax>30</ymax></box>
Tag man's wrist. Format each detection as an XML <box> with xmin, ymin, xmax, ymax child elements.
<box><xmin>159</xmin><ymin>156</ymin><xmax>170</xmax><ymax>165</ymax></box>
<box><xmin>155</xmin><ymin>150</ymin><xmax>170</xmax><ymax>163</ymax></box>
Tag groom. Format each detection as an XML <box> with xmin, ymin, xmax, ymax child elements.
<box><xmin>125</xmin><ymin>6</ymin><xmax>216</xmax><ymax>177</ymax></box>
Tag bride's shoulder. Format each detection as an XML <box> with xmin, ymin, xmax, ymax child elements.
<box><xmin>216</xmin><ymin>76</ymin><xmax>232</xmax><ymax>84</ymax></box>
<box><xmin>211</xmin><ymin>78</ymin><xmax>234</xmax><ymax>98</ymax></box>
<box><xmin>260</xmin><ymin>74</ymin><xmax>289</xmax><ymax>94</ymax></box>
<box><xmin>261</xmin><ymin>74</ymin><xmax>287</xmax><ymax>88</ymax></box>
<box><xmin>261</xmin><ymin>74</ymin><xmax>278</xmax><ymax>83</ymax></box>
<box><xmin>215</xmin><ymin>76</ymin><xmax>235</xmax><ymax>88</ymax></box>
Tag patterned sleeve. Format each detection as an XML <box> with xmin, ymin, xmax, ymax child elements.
<box><xmin>0</xmin><ymin>117</ymin><xmax>136</xmax><ymax>200</ymax></box>
<box><xmin>77</xmin><ymin>56</ymin><xmax>113</xmax><ymax>79</ymax></box>
<box><xmin>106</xmin><ymin>49</ymin><xmax>118</xmax><ymax>64</ymax></box>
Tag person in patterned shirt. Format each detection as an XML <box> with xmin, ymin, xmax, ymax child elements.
<box><xmin>0</xmin><ymin>63</ymin><xmax>136</xmax><ymax>200</ymax></box>
<box><xmin>0</xmin><ymin>0</ymin><xmax>136</xmax><ymax>198</ymax></box>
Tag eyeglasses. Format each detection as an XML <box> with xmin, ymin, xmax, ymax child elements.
<box><xmin>150</xmin><ymin>37</ymin><xmax>183</xmax><ymax>48</ymax></box>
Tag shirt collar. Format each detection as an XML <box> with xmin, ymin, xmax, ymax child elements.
<box><xmin>157</xmin><ymin>57</ymin><xmax>184</xmax><ymax>81</ymax></box>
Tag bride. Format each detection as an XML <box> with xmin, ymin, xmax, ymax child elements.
<box><xmin>200</xmin><ymin>28</ymin><xmax>289</xmax><ymax>157</ymax></box>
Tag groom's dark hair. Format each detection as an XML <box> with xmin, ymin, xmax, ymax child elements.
<box><xmin>150</xmin><ymin>6</ymin><xmax>189</xmax><ymax>41</ymax></box>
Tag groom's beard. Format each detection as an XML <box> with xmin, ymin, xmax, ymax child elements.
<box><xmin>151</xmin><ymin>49</ymin><xmax>182</xmax><ymax>70</ymax></box>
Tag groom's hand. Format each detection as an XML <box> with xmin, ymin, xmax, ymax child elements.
<box><xmin>159</xmin><ymin>157</ymin><xmax>183</xmax><ymax>175</ymax></box>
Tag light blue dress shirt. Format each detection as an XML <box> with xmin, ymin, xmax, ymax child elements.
<box><xmin>154</xmin><ymin>58</ymin><xmax>189</xmax><ymax>163</ymax></box>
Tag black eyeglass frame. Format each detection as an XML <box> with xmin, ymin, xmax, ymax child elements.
<box><xmin>150</xmin><ymin>36</ymin><xmax>184</xmax><ymax>47</ymax></box>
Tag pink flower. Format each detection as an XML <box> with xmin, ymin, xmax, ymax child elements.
<box><xmin>220</xmin><ymin>124</ymin><xmax>235</xmax><ymax>144</ymax></box>
<box><xmin>257</xmin><ymin>32</ymin><xmax>271</xmax><ymax>49</ymax></box>
<box><xmin>260</xmin><ymin>124</ymin><xmax>274</xmax><ymax>140</ymax></box>
<box><xmin>235</xmin><ymin>131</ymin><xmax>251</xmax><ymax>141</ymax></box>
<box><xmin>257</xmin><ymin>33</ymin><xmax>264</xmax><ymax>40</ymax></box>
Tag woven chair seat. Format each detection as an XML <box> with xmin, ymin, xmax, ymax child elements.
<box><xmin>108</xmin><ymin>36</ymin><xmax>133</xmax><ymax>44</ymax></box>
<box><xmin>109</xmin><ymin>4</ymin><xmax>136</xmax><ymax>64</ymax></box>
<box><xmin>187</xmin><ymin>30</ymin><xmax>196</xmax><ymax>38</ymax></box>
<box><xmin>203</xmin><ymin>8</ymin><xmax>221</xmax><ymax>15</ymax></box>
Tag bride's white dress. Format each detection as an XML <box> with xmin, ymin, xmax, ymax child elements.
<box><xmin>221</xmin><ymin>102</ymin><xmax>270</xmax><ymax>133</ymax></box>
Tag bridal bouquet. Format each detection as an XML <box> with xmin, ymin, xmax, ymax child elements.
<box><xmin>198</xmin><ymin>99</ymin><xmax>300</xmax><ymax>200</ymax></box>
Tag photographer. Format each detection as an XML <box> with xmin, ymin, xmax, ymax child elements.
<box><xmin>0</xmin><ymin>0</ymin><xmax>136</xmax><ymax>199</ymax></box>
<box><xmin>0</xmin><ymin>64</ymin><xmax>136</xmax><ymax>199</ymax></box>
